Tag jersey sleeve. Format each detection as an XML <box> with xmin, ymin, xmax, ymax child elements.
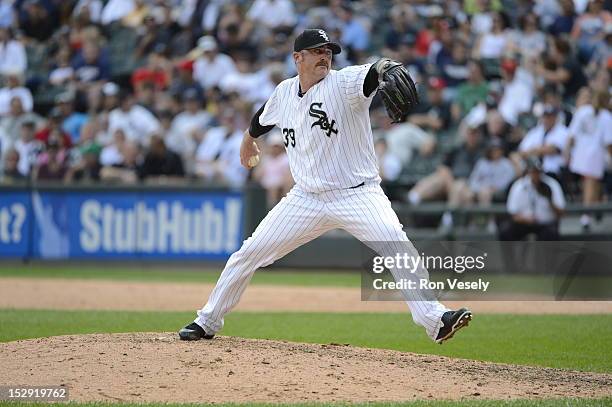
<box><xmin>258</xmin><ymin>84</ymin><xmax>281</xmax><ymax>127</ymax></box>
<box><xmin>340</xmin><ymin>63</ymin><xmax>375</xmax><ymax>110</ymax></box>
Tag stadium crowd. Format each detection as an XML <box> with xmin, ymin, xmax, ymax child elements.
<box><xmin>0</xmin><ymin>0</ymin><xmax>611</xmax><ymax>234</ymax></box>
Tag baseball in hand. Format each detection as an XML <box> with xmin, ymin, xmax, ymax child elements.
<box><xmin>247</xmin><ymin>155</ymin><xmax>260</xmax><ymax>168</ymax></box>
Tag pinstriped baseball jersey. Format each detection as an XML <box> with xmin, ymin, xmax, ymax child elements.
<box><xmin>259</xmin><ymin>64</ymin><xmax>381</xmax><ymax>193</ymax></box>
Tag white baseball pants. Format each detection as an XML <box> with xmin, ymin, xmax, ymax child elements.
<box><xmin>195</xmin><ymin>183</ymin><xmax>449</xmax><ymax>340</ymax></box>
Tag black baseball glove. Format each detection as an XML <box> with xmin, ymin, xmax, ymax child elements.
<box><xmin>373</xmin><ymin>58</ymin><xmax>420</xmax><ymax>123</ymax></box>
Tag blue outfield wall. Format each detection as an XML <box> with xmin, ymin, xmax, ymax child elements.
<box><xmin>0</xmin><ymin>185</ymin><xmax>265</xmax><ymax>261</ymax></box>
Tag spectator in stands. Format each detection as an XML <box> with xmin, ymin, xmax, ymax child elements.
<box><xmin>134</xmin><ymin>14</ymin><xmax>170</xmax><ymax>59</ymax></box>
<box><xmin>132</xmin><ymin>48</ymin><xmax>171</xmax><ymax>92</ymax></box>
<box><xmin>549</xmin><ymin>0</ymin><xmax>576</xmax><ymax>36</ymax></box>
<box><xmin>497</xmin><ymin>58</ymin><xmax>535</xmax><ymax>126</ymax></box>
<box><xmin>108</xmin><ymin>91</ymin><xmax>160</xmax><ymax>146</ymax></box>
<box><xmin>375</xmin><ymin>137</ymin><xmax>402</xmax><ymax>182</ymax></box>
<box><xmin>49</xmin><ymin>45</ymin><xmax>75</xmax><ymax>86</ymax></box>
<box><xmin>395</xmin><ymin>33</ymin><xmax>426</xmax><ymax>85</ymax></box>
<box><xmin>537</xmin><ymin>38</ymin><xmax>587</xmax><ymax>100</ymax></box>
<box><xmin>336</xmin><ymin>2</ymin><xmax>370</xmax><ymax>63</ymax></box>
<box><xmin>468</xmin><ymin>0</ymin><xmax>499</xmax><ymax>35</ymax></box>
<box><xmin>65</xmin><ymin>143</ymin><xmax>101</xmax><ymax>183</ymax></box>
<box><xmin>0</xmin><ymin>96</ymin><xmax>43</xmax><ymax>147</ymax></box>
<box><xmin>170</xmin><ymin>59</ymin><xmax>205</xmax><ymax>104</ymax></box>
<box><xmin>32</xmin><ymin>135</ymin><xmax>68</xmax><ymax>181</ymax></box>
<box><xmin>100</xmin><ymin>140</ymin><xmax>141</xmax><ymax>184</ymax></box>
<box><xmin>571</xmin><ymin>0</ymin><xmax>611</xmax><ymax>63</ymax></box>
<box><xmin>376</xmin><ymin>111</ymin><xmax>435</xmax><ymax>168</ymax></box>
<box><xmin>168</xmin><ymin>89</ymin><xmax>211</xmax><ymax>171</ymax></box>
<box><xmin>515</xmin><ymin>104</ymin><xmax>569</xmax><ymax>180</ymax></box>
<box><xmin>217</xmin><ymin>3</ymin><xmax>252</xmax><ymax>57</ymax></box>
<box><xmin>192</xmin><ymin>36</ymin><xmax>237</xmax><ymax>92</ymax></box>
<box><xmin>441</xmin><ymin>139</ymin><xmax>516</xmax><ymax>229</ymax></box>
<box><xmin>473</xmin><ymin>11</ymin><xmax>510</xmax><ymax>59</ymax></box>
<box><xmin>14</xmin><ymin>120</ymin><xmax>43</xmax><ymax>177</ymax></box>
<box><xmin>253</xmin><ymin>130</ymin><xmax>292</xmax><ymax>207</ymax></box>
<box><xmin>245</xmin><ymin>0</ymin><xmax>297</xmax><ymax>34</ymax></box>
<box><xmin>0</xmin><ymin>27</ymin><xmax>27</xmax><ymax>77</ymax></box>
<box><xmin>384</xmin><ymin>4</ymin><xmax>418</xmax><ymax>52</ymax></box>
<box><xmin>56</xmin><ymin>92</ymin><xmax>88</xmax><ymax>144</ymax></box>
<box><xmin>0</xmin><ymin>72</ymin><xmax>33</xmax><ymax>117</ymax></box>
<box><xmin>436</xmin><ymin>39</ymin><xmax>470</xmax><ymax>88</ymax></box>
<box><xmin>586</xmin><ymin>24</ymin><xmax>612</xmax><ymax>76</ymax></box>
<box><xmin>35</xmin><ymin>107</ymin><xmax>72</xmax><ymax>148</ymax></box>
<box><xmin>0</xmin><ymin>147</ymin><xmax>25</xmax><ymax>182</ymax></box>
<box><xmin>139</xmin><ymin>134</ymin><xmax>185</xmax><ymax>182</ymax></box>
<box><xmin>500</xmin><ymin>158</ymin><xmax>565</xmax><ymax>240</ymax></box>
<box><xmin>18</xmin><ymin>0</ymin><xmax>57</xmax><ymax>42</ymax></box>
<box><xmin>91</xmin><ymin>82</ymin><xmax>120</xmax><ymax>146</ymax></box>
<box><xmin>100</xmin><ymin>128</ymin><xmax>126</xmax><ymax>167</ymax></box>
<box><xmin>451</xmin><ymin>60</ymin><xmax>489</xmax><ymax>121</ymax></box>
<box><xmin>194</xmin><ymin>108</ymin><xmax>247</xmax><ymax>187</ymax></box>
<box><xmin>71</xmin><ymin>40</ymin><xmax>110</xmax><ymax>84</ymax></box>
<box><xmin>408</xmin><ymin>77</ymin><xmax>452</xmax><ymax>133</ymax></box>
<box><xmin>407</xmin><ymin>124</ymin><xmax>484</xmax><ymax>205</ymax></box>
<box><xmin>508</xmin><ymin>13</ymin><xmax>547</xmax><ymax>58</ymax></box>
<box><xmin>455</xmin><ymin>139</ymin><xmax>516</xmax><ymax>207</ymax></box>
<box><xmin>567</xmin><ymin>89</ymin><xmax>610</xmax><ymax>229</ymax></box>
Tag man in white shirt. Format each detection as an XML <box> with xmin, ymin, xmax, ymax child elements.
<box><xmin>501</xmin><ymin>158</ymin><xmax>565</xmax><ymax>241</ymax></box>
<box><xmin>515</xmin><ymin>105</ymin><xmax>568</xmax><ymax>178</ymax></box>
<box><xmin>192</xmin><ymin>36</ymin><xmax>237</xmax><ymax>91</ymax></box>
<box><xmin>246</xmin><ymin>0</ymin><xmax>296</xmax><ymax>30</ymax></box>
<box><xmin>0</xmin><ymin>28</ymin><xmax>27</xmax><ymax>76</ymax></box>
<box><xmin>0</xmin><ymin>72</ymin><xmax>33</xmax><ymax>117</ymax></box>
<box><xmin>108</xmin><ymin>92</ymin><xmax>160</xmax><ymax>146</ymax></box>
<box><xmin>498</xmin><ymin>59</ymin><xmax>534</xmax><ymax>126</ymax></box>
<box><xmin>194</xmin><ymin>108</ymin><xmax>247</xmax><ymax>186</ymax></box>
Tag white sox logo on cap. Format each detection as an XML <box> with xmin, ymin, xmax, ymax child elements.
<box><xmin>318</xmin><ymin>30</ymin><xmax>329</xmax><ymax>41</ymax></box>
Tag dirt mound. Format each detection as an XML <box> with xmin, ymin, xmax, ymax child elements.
<box><xmin>1</xmin><ymin>333</ymin><xmax>610</xmax><ymax>403</ymax></box>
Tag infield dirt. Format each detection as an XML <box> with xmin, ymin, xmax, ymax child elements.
<box><xmin>1</xmin><ymin>277</ymin><xmax>612</xmax><ymax>313</ymax></box>
<box><xmin>1</xmin><ymin>333</ymin><xmax>611</xmax><ymax>403</ymax></box>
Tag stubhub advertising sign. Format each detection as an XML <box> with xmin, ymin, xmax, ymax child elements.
<box><xmin>0</xmin><ymin>192</ymin><xmax>30</xmax><ymax>258</ymax></box>
<box><xmin>0</xmin><ymin>190</ymin><xmax>243</xmax><ymax>260</ymax></box>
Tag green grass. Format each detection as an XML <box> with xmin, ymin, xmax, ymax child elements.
<box><xmin>0</xmin><ymin>310</ymin><xmax>610</xmax><ymax>373</ymax></box>
<box><xmin>0</xmin><ymin>401</ymin><xmax>611</xmax><ymax>407</ymax></box>
<box><xmin>0</xmin><ymin>266</ymin><xmax>360</xmax><ymax>287</ymax></box>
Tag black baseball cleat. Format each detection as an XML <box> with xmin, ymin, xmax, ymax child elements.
<box><xmin>178</xmin><ymin>322</ymin><xmax>215</xmax><ymax>341</ymax></box>
<box><xmin>435</xmin><ymin>308</ymin><xmax>472</xmax><ymax>344</ymax></box>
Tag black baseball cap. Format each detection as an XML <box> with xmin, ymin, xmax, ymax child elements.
<box><xmin>294</xmin><ymin>29</ymin><xmax>341</xmax><ymax>55</ymax></box>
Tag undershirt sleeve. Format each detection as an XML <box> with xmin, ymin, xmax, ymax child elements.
<box><xmin>363</xmin><ymin>64</ymin><xmax>379</xmax><ymax>97</ymax></box>
<box><xmin>248</xmin><ymin>102</ymin><xmax>275</xmax><ymax>138</ymax></box>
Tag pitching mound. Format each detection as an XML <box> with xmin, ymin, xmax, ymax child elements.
<box><xmin>1</xmin><ymin>333</ymin><xmax>610</xmax><ymax>403</ymax></box>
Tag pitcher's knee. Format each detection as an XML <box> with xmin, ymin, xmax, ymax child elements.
<box><xmin>226</xmin><ymin>238</ymin><xmax>276</xmax><ymax>270</ymax></box>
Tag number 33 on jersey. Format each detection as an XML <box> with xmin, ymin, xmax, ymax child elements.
<box><xmin>259</xmin><ymin>64</ymin><xmax>380</xmax><ymax>193</ymax></box>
